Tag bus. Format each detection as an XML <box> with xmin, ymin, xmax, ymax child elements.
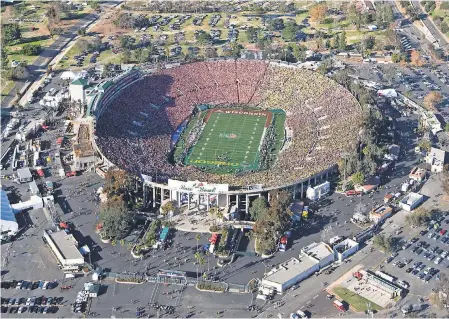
<box><xmin>333</xmin><ymin>300</ymin><xmax>345</xmax><ymax>312</ymax></box>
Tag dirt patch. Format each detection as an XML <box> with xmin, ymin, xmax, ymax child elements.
<box><xmin>90</xmin><ymin>17</ymin><xmax>123</xmax><ymax>36</ymax></box>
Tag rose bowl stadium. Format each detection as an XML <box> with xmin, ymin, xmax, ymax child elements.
<box><xmin>88</xmin><ymin>59</ymin><xmax>362</xmax><ymax>213</ymax></box>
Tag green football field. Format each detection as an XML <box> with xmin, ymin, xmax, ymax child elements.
<box><xmin>185</xmin><ymin>110</ymin><xmax>268</xmax><ymax>173</ymax></box>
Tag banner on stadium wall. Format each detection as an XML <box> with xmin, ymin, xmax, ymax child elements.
<box><xmin>168</xmin><ymin>179</ymin><xmax>229</xmax><ymax>194</ymax></box>
<box><xmin>141</xmin><ymin>174</ymin><xmax>152</xmax><ymax>183</ymax></box>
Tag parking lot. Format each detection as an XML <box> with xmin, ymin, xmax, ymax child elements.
<box><xmin>380</xmin><ymin>213</ymin><xmax>449</xmax><ymax>297</ymax></box>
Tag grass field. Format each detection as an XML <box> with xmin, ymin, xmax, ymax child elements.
<box><xmin>185</xmin><ymin>109</ymin><xmax>270</xmax><ymax>173</ymax></box>
<box><xmin>332</xmin><ymin>287</ymin><xmax>383</xmax><ymax>312</ymax></box>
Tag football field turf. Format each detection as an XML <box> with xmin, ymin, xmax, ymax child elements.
<box><xmin>185</xmin><ymin>110</ymin><xmax>269</xmax><ymax>173</ymax></box>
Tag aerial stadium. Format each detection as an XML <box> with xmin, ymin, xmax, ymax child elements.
<box><xmin>89</xmin><ymin>59</ymin><xmax>363</xmax><ymax>213</ymax></box>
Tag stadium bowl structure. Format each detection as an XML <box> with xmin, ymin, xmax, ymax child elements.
<box><xmin>94</xmin><ymin>60</ymin><xmax>362</xmax><ymax>192</ymax></box>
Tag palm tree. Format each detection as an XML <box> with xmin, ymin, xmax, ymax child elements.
<box><xmin>205</xmin><ymin>250</ymin><xmax>210</xmax><ymax>272</ymax></box>
<box><xmin>198</xmin><ymin>255</ymin><xmax>206</xmax><ymax>281</ymax></box>
<box><xmin>195</xmin><ymin>234</ymin><xmax>201</xmax><ymax>252</ymax></box>
<box><xmin>194</xmin><ymin>251</ymin><xmax>201</xmax><ymax>281</ymax></box>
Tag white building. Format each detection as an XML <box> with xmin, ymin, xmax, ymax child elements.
<box><xmin>399</xmin><ymin>192</ymin><xmax>424</xmax><ymax>212</ymax></box>
<box><xmin>301</xmin><ymin>242</ymin><xmax>334</xmax><ymax>269</ymax></box>
<box><xmin>261</xmin><ymin>257</ymin><xmax>319</xmax><ymax>293</ymax></box>
<box><xmin>333</xmin><ymin>238</ymin><xmax>359</xmax><ymax>262</ymax></box>
<box><xmin>0</xmin><ymin>190</ymin><xmax>19</xmax><ymax>240</ymax></box>
<box><xmin>17</xmin><ymin>167</ymin><xmax>33</xmax><ymax>183</ymax></box>
<box><xmin>70</xmin><ymin>78</ymin><xmax>88</xmax><ymax>103</ymax></box>
<box><xmin>426</xmin><ymin>147</ymin><xmax>446</xmax><ymax>173</ymax></box>
<box><xmin>306</xmin><ymin>181</ymin><xmax>330</xmax><ymax>201</ymax></box>
<box><xmin>409</xmin><ymin>166</ymin><xmax>427</xmax><ymax>183</ymax></box>
<box><xmin>369</xmin><ymin>205</ymin><xmax>393</xmax><ymax>224</ymax></box>
<box><xmin>43</xmin><ymin>229</ymin><xmax>85</xmax><ymax>272</ymax></box>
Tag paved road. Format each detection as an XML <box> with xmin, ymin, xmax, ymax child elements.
<box><xmin>411</xmin><ymin>0</ymin><xmax>449</xmax><ymax>49</ymax></box>
<box><xmin>1</xmin><ymin>1</ymin><xmax>121</xmax><ymax>109</ymax></box>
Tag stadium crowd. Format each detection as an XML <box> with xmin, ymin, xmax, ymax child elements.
<box><xmin>95</xmin><ymin>60</ymin><xmax>362</xmax><ymax>188</ymax></box>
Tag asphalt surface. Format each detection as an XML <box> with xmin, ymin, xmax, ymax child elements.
<box><xmin>2</xmin><ymin>18</ymin><xmax>448</xmax><ymax>316</ymax></box>
<box><xmin>1</xmin><ymin>1</ymin><xmax>121</xmax><ymax>109</ymax></box>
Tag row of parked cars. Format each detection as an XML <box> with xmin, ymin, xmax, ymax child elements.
<box><xmin>1</xmin><ymin>280</ymin><xmax>55</xmax><ymax>290</ymax></box>
<box><xmin>72</xmin><ymin>290</ymin><xmax>90</xmax><ymax>314</ymax></box>
<box><xmin>2</xmin><ymin>296</ymin><xmax>62</xmax><ymax>307</ymax></box>
<box><xmin>1</xmin><ymin>296</ymin><xmax>63</xmax><ymax>315</ymax></box>
<box><xmin>1</xmin><ymin>305</ymin><xmax>58</xmax><ymax>314</ymax></box>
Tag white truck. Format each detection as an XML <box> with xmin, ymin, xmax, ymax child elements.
<box><xmin>401</xmin><ymin>304</ymin><xmax>424</xmax><ymax>314</ymax></box>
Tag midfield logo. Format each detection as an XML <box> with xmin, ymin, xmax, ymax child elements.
<box><xmin>219</xmin><ymin>133</ymin><xmax>238</xmax><ymax>139</ymax></box>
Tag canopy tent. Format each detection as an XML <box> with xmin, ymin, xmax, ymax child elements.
<box><xmin>0</xmin><ymin>190</ymin><xmax>19</xmax><ymax>238</ymax></box>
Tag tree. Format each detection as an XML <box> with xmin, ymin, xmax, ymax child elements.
<box><xmin>246</xmin><ymin>27</ymin><xmax>260</xmax><ymax>43</ymax></box>
<box><xmin>88</xmin><ymin>0</ymin><xmax>100</xmax><ymax>10</ymax></box>
<box><xmin>249</xmin><ymin>197</ymin><xmax>268</xmax><ymax>221</ymax></box>
<box><xmin>338</xmin><ymin>31</ymin><xmax>347</xmax><ymax>50</ymax></box>
<box><xmin>121</xmin><ymin>49</ymin><xmax>132</xmax><ymax>64</ymax></box>
<box><xmin>309</xmin><ymin>4</ymin><xmax>328</xmax><ymax>23</ymax></box>
<box><xmin>410</xmin><ymin>50</ymin><xmax>424</xmax><ymax>66</ymax></box>
<box><xmin>352</xmin><ymin>171</ymin><xmax>365</xmax><ymax>185</ymax></box>
<box><xmin>424</xmin><ymin>91</ymin><xmax>443</xmax><ymax>111</ymax></box>
<box><xmin>77</xmin><ymin>28</ymin><xmax>87</xmax><ymax>36</ymax></box>
<box><xmin>391</xmin><ymin>53</ymin><xmax>402</xmax><ymax>63</ymax></box>
<box><xmin>104</xmin><ymin>168</ymin><xmax>129</xmax><ymax>196</ymax></box>
<box><xmin>195</xmin><ymin>234</ymin><xmax>201</xmax><ymax>252</ymax></box>
<box><xmin>76</xmin><ymin>39</ymin><xmax>91</xmax><ymax>53</ymax></box>
<box><xmin>2</xmin><ymin>24</ymin><xmax>21</xmax><ymax>44</ymax></box>
<box><xmin>440</xmin><ymin>22</ymin><xmax>449</xmax><ymax>34</ymax></box>
<box><xmin>445</xmin><ymin>123</ymin><xmax>449</xmax><ymax>133</ymax></box>
<box><xmin>281</xmin><ymin>21</ymin><xmax>298</xmax><ymax>42</ymax></box>
<box><xmin>47</xmin><ymin>4</ymin><xmax>62</xmax><ymax>26</ymax></box>
<box><xmin>430</xmin><ymin>272</ymin><xmax>449</xmax><ymax>309</ymax></box>
<box><xmin>160</xmin><ymin>201</ymin><xmax>176</xmax><ymax>218</ymax></box>
<box><xmin>119</xmin><ymin>35</ymin><xmax>134</xmax><ymax>49</ymax></box>
<box><xmin>99</xmin><ymin>196</ymin><xmax>134</xmax><ymax>240</ymax></box>
<box><xmin>113</xmin><ymin>13</ymin><xmax>135</xmax><ymax>29</ymax></box>
<box><xmin>362</xmin><ymin>35</ymin><xmax>376</xmax><ymax>50</ymax></box>
<box><xmin>1</xmin><ymin>47</ymin><xmax>9</xmax><ymax>68</ymax></box>
<box><xmin>22</xmin><ymin>44</ymin><xmax>42</xmax><ymax>56</ymax></box>
<box><xmin>254</xmin><ymin>190</ymin><xmax>292</xmax><ymax>255</ymax></box>
<box><xmin>196</xmin><ymin>32</ymin><xmax>212</xmax><ymax>45</ymax></box>
<box><xmin>373</xmin><ymin>234</ymin><xmax>392</xmax><ymax>253</ymax></box>
<box><xmin>418</xmin><ymin>139</ymin><xmax>431</xmax><ymax>152</ymax></box>
<box><xmin>229</xmin><ymin>41</ymin><xmax>242</xmax><ymax>58</ymax></box>
<box><xmin>405</xmin><ymin>207</ymin><xmax>431</xmax><ymax>227</ymax></box>
<box><xmin>441</xmin><ymin>168</ymin><xmax>449</xmax><ymax>196</ymax></box>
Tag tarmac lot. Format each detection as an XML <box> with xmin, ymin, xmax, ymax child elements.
<box><xmin>379</xmin><ymin>215</ymin><xmax>449</xmax><ymax>298</ymax></box>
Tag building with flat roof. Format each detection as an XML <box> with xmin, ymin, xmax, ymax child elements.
<box><xmin>261</xmin><ymin>257</ymin><xmax>319</xmax><ymax>293</ymax></box>
<box><xmin>17</xmin><ymin>167</ymin><xmax>33</xmax><ymax>183</ymax></box>
<box><xmin>409</xmin><ymin>166</ymin><xmax>427</xmax><ymax>183</ymax></box>
<box><xmin>369</xmin><ymin>205</ymin><xmax>393</xmax><ymax>224</ymax></box>
<box><xmin>426</xmin><ymin>147</ymin><xmax>446</xmax><ymax>173</ymax></box>
<box><xmin>72</xmin><ymin>119</ymin><xmax>95</xmax><ymax>172</ymax></box>
<box><xmin>365</xmin><ymin>270</ymin><xmax>404</xmax><ymax>298</ymax></box>
<box><xmin>43</xmin><ymin>229</ymin><xmax>84</xmax><ymax>272</ymax></box>
<box><xmin>301</xmin><ymin>242</ymin><xmax>334</xmax><ymax>269</ymax></box>
<box><xmin>334</xmin><ymin>238</ymin><xmax>359</xmax><ymax>262</ymax></box>
<box><xmin>399</xmin><ymin>192</ymin><xmax>424</xmax><ymax>212</ymax></box>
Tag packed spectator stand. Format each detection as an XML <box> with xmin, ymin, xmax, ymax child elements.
<box><xmin>95</xmin><ymin>60</ymin><xmax>362</xmax><ymax>189</ymax></box>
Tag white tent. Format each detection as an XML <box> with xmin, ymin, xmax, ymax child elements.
<box><xmin>1</xmin><ymin>190</ymin><xmax>19</xmax><ymax>239</ymax></box>
<box><xmin>377</xmin><ymin>89</ymin><xmax>398</xmax><ymax>98</ymax></box>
